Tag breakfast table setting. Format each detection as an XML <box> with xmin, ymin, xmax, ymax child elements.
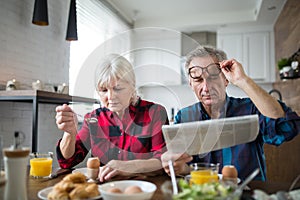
<box><xmin>1</xmin><ymin>116</ymin><xmax>300</xmax><ymax>199</ymax></box>
<box><xmin>1</xmin><ymin>166</ymin><xmax>300</xmax><ymax>200</ymax></box>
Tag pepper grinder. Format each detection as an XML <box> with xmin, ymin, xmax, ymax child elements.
<box><xmin>3</xmin><ymin>132</ymin><xmax>30</xmax><ymax>200</ymax></box>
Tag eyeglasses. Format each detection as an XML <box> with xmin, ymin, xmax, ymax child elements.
<box><xmin>188</xmin><ymin>63</ymin><xmax>221</xmax><ymax>79</ymax></box>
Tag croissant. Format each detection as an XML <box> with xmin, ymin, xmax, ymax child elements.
<box><xmin>47</xmin><ymin>188</ymin><xmax>69</xmax><ymax>200</ymax></box>
<box><xmin>53</xmin><ymin>180</ymin><xmax>75</xmax><ymax>193</ymax></box>
<box><xmin>47</xmin><ymin>172</ymin><xmax>100</xmax><ymax>199</ymax></box>
<box><xmin>62</xmin><ymin>172</ymin><xmax>86</xmax><ymax>184</ymax></box>
<box><xmin>69</xmin><ymin>185</ymin><xmax>90</xmax><ymax>200</ymax></box>
<box><xmin>85</xmin><ymin>183</ymin><xmax>100</xmax><ymax>197</ymax></box>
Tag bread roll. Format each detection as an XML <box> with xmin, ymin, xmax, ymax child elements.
<box><xmin>47</xmin><ymin>188</ymin><xmax>69</xmax><ymax>200</ymax></box>
<box><xmin>69</xmin><ymin>185</ymin><xmax>89</xmax><ymax>200</ymax></box>
<box><xmin>85</xmin><ymin>183</ymin><xmax>100</xmax><ymax>197</ymax></box>
<box><xmin>53</xmin><ymin>180</ymin><xmax>75</xmax><ymax>192</ymax></box>
<box><xmin>63</xmin><ymin>172</ymin><xmax>86</xmax><ymax>183</ymax></box>
<box><xmin>48</xmin><ymin>172</ymin><xmax>100</xmax><ymax>199</ymax></box>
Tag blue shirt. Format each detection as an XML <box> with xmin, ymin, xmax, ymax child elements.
<box><xmin>174</xmin><ymin>95</ymin><xmax>300</xmax><ymax>181</ymax></box>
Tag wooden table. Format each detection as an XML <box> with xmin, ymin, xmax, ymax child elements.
<box><xmin>0</xmin><ymin>169</ymin><xmax>298</xmax><ymax>200</ymax></box>
<box><xmin>0</xmin><ymin>90</ymin><xmax>98</xmax><ymax>152</ymax></box>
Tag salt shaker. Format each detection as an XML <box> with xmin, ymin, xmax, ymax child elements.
<box><xmin>3</xmin><ymin>132</ymin><xmax>30</xmax><ymax>200</ymax></box>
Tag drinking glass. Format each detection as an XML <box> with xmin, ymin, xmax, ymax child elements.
<box><xmin>189</xmin><ymin>163</ymin><xmax>219</xmax><ymax>185</ymax></box>
<box><xmin>29</xmin><ymin>152</ymin><xmax>53</xmax><ymax>178</ymax></box>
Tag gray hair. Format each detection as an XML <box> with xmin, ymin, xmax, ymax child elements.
<box><xmin>95</xmin><ymin>54</ymin><xmax>138</xmax><ymax>104</ymax></box>
<box><xmin>185</xmin><ymin>45</ymin><xmax>227</xmax><ymax>71</ymax></box>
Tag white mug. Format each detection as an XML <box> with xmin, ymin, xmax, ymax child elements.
<box><xmin>6</xmin><ymin>80</ymin><xmax>18</xmax><ymax>91</ymax></box>
<box><xmin>57</xmin><ymin>84</ymin><xmax>69</xmax><ymax>94</ymax></box>
<box><xmin>32</xmin><ymin>80</ymin><xmax>43</xmax><ymax>90</ymax></box>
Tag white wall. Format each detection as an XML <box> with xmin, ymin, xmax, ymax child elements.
<box><xmin>0</xmin><ymin>0</ymin><xmax>71</xmax><ymax>168</ymax></box>
<box><xmin>138</xmin><ymin>85</ymin><xmax>197</xmax><ymax>119</ymax></box>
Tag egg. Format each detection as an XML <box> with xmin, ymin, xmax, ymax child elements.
<box><xmin>107</xmin><ymin>187</ymin><xmax>123</xmax><ymax>194</ymax></box>
<box><xmin>87</xmin><ymin>157</ymin><xmax>100</xmax><ymax>169</ymax></box>
<box><xmin>222</xmin><ymin>165</ymin><xmax>238</xmax><ymax>183</ymax></box>
<box><xmin>124</xmin><ymin>185</ymin><xmax>143</xmax><ymax>194</ymax></box>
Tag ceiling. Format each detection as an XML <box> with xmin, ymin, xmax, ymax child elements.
<box><xmin>104</xmin><ymin>0</ymin><xmax>286</xmax><ymax>33</ymax></box>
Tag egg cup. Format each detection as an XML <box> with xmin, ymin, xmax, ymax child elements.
<box><xmin>87</xmin><ymin>168</ymin><xmax>99</xmax><ymax>180</ymax></box>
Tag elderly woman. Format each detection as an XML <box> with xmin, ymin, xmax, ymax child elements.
<box><xmin>55</xmin><ymin>54</ymin><xmax>168</xmax><ymax>182</ymax></box>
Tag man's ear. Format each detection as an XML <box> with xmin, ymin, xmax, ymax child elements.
<box><xmin>225</xmin><ymin>78</ymin><xmax>229</xmax><ymax>87</ymax></box>
<box><xmin>189</xmin><ymin>79</ymin><xmax>193</xmax><ymax>90</ymax></box>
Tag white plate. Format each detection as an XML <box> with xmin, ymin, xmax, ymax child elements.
<box><xmin>73</xmin><ymin>167</ymin><xmax>102</xmax><ymax>181</ymax></box>
<box><xmin>185</xmin><ymin>174</ymin><xmax>241</xmax><ymax>184</ymax></box>
<box><xmin>37</xmin><ymin>185</ymin><xmax>102</xmax><ymax>200</ymax></box>
<box><xmin>72</xmin><ymin>167</ymin><xmax>88</xmax><ymax>177</ymax></box>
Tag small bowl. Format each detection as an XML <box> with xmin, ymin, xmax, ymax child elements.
<box><xmin>99</xmin><ymin>180</ymin><xmax>157</xmax><ymax>200</ymax></box>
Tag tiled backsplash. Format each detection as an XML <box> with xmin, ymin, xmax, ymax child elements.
<box><xmin>0</xmin><ymin>102</ymin><xmax>61</xmax><ymax>168</ymax></box>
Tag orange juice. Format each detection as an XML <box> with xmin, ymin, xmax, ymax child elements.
<box><xmin>30</xmin><ymin>157</ymin><xmax>52</xmax><ymax>177</ymax></box>
<box><xmin>190</xmin><ymin>170</ymin><xmax>219</xmax><ymax>184</ymax></box>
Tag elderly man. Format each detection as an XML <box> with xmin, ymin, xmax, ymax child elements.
<box><xmin>162</xmin><ymin>46</ymin><xmax>300</xmax><ymax>181</ymax></box>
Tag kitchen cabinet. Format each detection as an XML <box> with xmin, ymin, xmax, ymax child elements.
<box><xmin>131</xmin><ymin>29</ymin><xmax>182</xmax><ymax>87</ymax></box>
<box><xmin>217</xmin><ymin>30</ymin><xmax>275</xmax><ymax>82</ymax></box>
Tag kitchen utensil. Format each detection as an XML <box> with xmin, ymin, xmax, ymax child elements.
<box><xmin>75</xmin><ymin>113</ymin><xmax>98</xmax><ymax>124</ymax></box>
<box><xmin>168</xmin><ymin>160</ymin><xmax>178</xmax><ymax>195</ymax></box>
<box><xmin>233</xmin><ymin>168</ymin><xmax>260</xmax><ymax>196</ymax></box>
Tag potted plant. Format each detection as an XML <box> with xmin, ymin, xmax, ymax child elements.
<box><xmin>277</xmin><ymin>58</ymin><xmax>292</xmax><ymax>79</ymax></box>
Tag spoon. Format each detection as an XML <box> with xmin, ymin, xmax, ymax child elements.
<box><xmin>168</xmin><ymin>160</ymin><xmax>178</xmax><ymax>195</ymax></box>
<box><xmin>233</xmin><ymin>168</ymin><xmax>260</xmax><ymax>196</ymax></box>
<box><xmin>75</xmin><ymin>113</ymin><xmax>98</xmax><ymax>124</ymax></box>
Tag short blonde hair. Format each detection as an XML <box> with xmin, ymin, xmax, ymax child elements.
<box><xmin>95</xmin><ymin>54</ymin><xmax>138</xmax><ymax>104</ymax></box>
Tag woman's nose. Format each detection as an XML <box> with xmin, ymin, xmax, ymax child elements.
<box><xmin>107</xmin><ymin>89</ymin><xmax>114</xmax><ymax>99</ymax></box>
<box><xmin>107</xmin><ymin>89</ymin><xmax>113</xmax><ymax>99</ymax></box>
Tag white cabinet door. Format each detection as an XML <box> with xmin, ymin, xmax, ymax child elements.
<box><xmin>217</xmin><ymin>31</ymin><xmax>273</xmax><ymax>82</ymax></box>
<box><xmin>131</xmin><ymin>30</ymin><xmax>182</xmax><ymax>87</ymax></box>
<box><xmin>243</xmin><ymin>32</ymin><xmax>270</xmax><ymax>81</ymax></box>
<box><xmin>217</xmin><ymin>33</ymin><xmax>243</xmax><ymax>63</ymax></box>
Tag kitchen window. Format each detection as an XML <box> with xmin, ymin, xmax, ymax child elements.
<box><xmin>69</xmin><ymin>0</ymin><xmax>131</xmax><ymax>98</ymax></box>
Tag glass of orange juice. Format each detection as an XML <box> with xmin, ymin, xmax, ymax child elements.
<box><xmin>29</xmin><ymin>152</ymin><xmax>53</xmax><ymax>178</ymax></box>
<box><xmin>189</xmin><ymin>163</ymin><xmax>219</xmax><ymax>185</ymax></box>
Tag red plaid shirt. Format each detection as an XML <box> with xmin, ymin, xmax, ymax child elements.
<box><xmin>57</xmin><ymin>99</ymin><xmax>169</xmax><ymax>168</ymax></box>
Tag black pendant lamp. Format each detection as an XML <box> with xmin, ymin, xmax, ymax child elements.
<box><xmin>66</xmin><ymin>0</ymin><xmax>78</xmax><ymax>41</ymax></box>
<box><xmin>32</xmin><ymin>0</ymin><xmax>49</xmax><ymax>26</ymax></box>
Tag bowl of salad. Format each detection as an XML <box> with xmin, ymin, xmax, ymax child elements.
<box><xmin>161</xmin><ymin>178</ymin><xmax>242</xmax><ymax>200</ymax></box>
